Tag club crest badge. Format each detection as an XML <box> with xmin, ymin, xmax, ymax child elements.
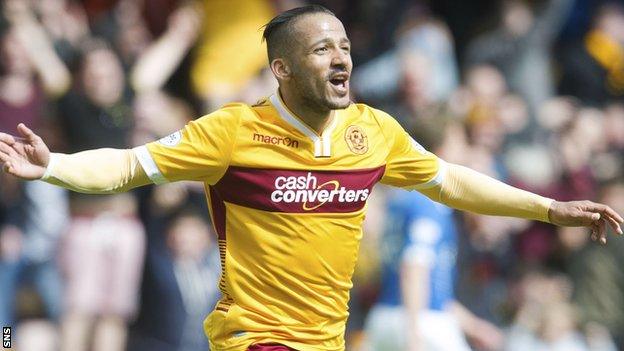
<box><xmin>345</xmin><ymin>125</ymin><xmax>368</xmax><ymax>154</ymax></box>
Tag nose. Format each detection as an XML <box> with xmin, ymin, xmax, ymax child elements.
<box><xmin>331</xmin><ymin>49</ymin><xmax>350</xmax><ymax>69</ymax></box>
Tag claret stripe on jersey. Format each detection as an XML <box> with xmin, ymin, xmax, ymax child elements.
<box><xmin>205</xmin><ymin>165</ymin><xmax>385</xmax><ymax>315</ymax></box>
<box><xmin>211</xmin><ymin>166</ymin><xmax>385</xmax><ymax>213</ymax></box>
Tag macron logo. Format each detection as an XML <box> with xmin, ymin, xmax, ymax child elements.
<box><xmin>253</xmin><ymin>133</ymin><xmax>299</xmax><ymax>148</ymax></box>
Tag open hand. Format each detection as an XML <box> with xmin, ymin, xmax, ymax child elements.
<box><xmin>0</xmin><ymin>123</ymin><xmax>50</xmax><ymax>180</ymax></box>
<box><xmin>548</xmin><ymin>200</ymin><xmax>624</xmax><ymax>244</ymax></box>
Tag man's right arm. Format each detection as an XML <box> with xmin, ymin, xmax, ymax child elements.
<box><xmin>42</xmin><ymin>149</ymin><xmax>152</xmax><ymax>194</ymax></box>
<box><xmin>2</xmin><ymin>106</ymin><xmax>241</xmax><ymax>191</ymax></box>
<box><xmin>0</xmin><ymin>123</ymin><xmax>152</xmax><ymax>194</ymax></box>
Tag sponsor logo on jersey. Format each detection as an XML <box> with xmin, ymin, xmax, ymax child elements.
<box><xmin>253</xmin><ymin>132</ymin><xmax>299</xmax><ymax>148</ymax></box>
<box><xmin>270</xmin><ymin>172</ymin><xmax>370</xmax><ymax>211</ymax></box>
<box><xmin>212</xmin><ymin>166</ymin><xmax>385</xmax><ymax>214</ymax></box>
<box><xmin>345</xmin><ymin>125</ymin><xmax>368</xmax><ymax>154</ymax></box>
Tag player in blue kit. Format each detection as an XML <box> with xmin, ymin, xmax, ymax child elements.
<box><xmin>365</xmin><ymin>189</ymin><xmax>503</xmax><ymax>350</ymax></box>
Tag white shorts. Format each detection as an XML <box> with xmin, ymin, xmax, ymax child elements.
<box><xmin>364</xmin><ymin>305</ymin><xmax>471</xmax><ymax>351</ymax></box>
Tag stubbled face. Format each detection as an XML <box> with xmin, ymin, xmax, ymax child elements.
<box><xmin>283</xmin><ymin>13</ymin><xmax>353</xmax><ymax>111</ymax></box>
<box><xmin>82</xmin><ymin>48</ymin><xmax>125</xmax><ymax>106</ymax></box>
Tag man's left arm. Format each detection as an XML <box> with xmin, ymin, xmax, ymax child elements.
<box><xmin>418</xmin><ymin>163</ymin><xmax>623</xmax><ymax>244</ymax></box>
<box><xmin>374</xmin><ymin>108</ymin><xmax>623</xmax><ymax>242</ymax></box>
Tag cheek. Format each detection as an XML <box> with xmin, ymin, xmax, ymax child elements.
<box><xmin>294</xmin><ymin>66</ymin><xmax>324</xmax><ymax>89</ymax></box>
<box><xmin>300</xmin><ymin>57</ymin><xmax>328</xmax><ymax>77</ymax></box>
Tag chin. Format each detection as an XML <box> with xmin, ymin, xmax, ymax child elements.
<box><xmin>325</xmin><ymin>96</ymin><xmax>351</xmax><ymax>110</ymax></box>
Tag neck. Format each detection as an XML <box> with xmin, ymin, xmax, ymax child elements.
<box><xmin>278</xmin><ymin>87</ymin><xmax>332</xmax><ymax>134</ymax></box>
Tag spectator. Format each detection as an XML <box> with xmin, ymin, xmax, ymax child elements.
<box><xmin>0</xmin><ymin>179</ymin><xmax>68</xmax><ymax>350</ymax></box>
<box><xmin>0</xmin><ymin>3</ymin><xmax>70</xmax><ymax>349</ymax></box>
<box><xmin>364</xmin><ymin>121</ymin><xmax>504</xmax><ymax>351</ymax></box>
<box><xmin>55</xmin><ymin>39</ymin><xmax>145</xmax><ymax>351</ymax></box>
<box><xmin>568</xmin><ymin>181</ymin><xmax>624</xmax><ymax>348</ymax></box>
<box><xmin>466</xmin><ymin>0</ymin><xmax>574</xmax><ymax>119</ymax></box>
<box><xmin>57</xmin><ymin>39</ymin><xmax>133</xmax><ymax>152</ymax></box>
<box><xmin>353</xmin><ymin>6</ymin><xmax>459</xmax><ymax>127</ymax></box>
<box><xmin>0</xmin><ymin>1</ymin><xmax>70</xmax><ymax>134</ymax></box>
<box><xmin>364</xmin><ymin>187</ymin><xmax>504</xmax><ymax>351</ymax></box>
<box><xmin>505</xmin><ymin>270</ymin><xmax>617</xmax><ymax>351</ymax></box>
<box><xmin>559</xmin><ymin>3</ymin><xmax>624</xmax><ymax>106</ymax></box>
<box><xmin>129</xmin><ymin>208</ymin><xmax>220</xmax><ymax>351</ymax></box>
<box><xmin>190</xmin><ymin>0</ymin><xmax>275</xmax><ymax>111</ymax></box>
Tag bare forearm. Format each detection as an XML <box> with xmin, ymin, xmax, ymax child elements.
<box><xmin>130</xmin><ymin>4</ymin><xmax>201</xmax><ymax>93</ymax></box>
<box><xmin>130</xmin><ymin>31</ymin><xmax>191</xmax><ymax>92</ymax></box>
<box><xmin>11</xmin><ymin>13</ymin><xmax>71</xmax><ymax>96</ymax></box>
<box><xmin>401</xmin><ymin>262</ymin><xmax>429</xmax><ymax>351</ymax></box>
<box><xmin>420</xmin><ymin>163</ymin><xmax>553</xmax><ymax>223</ymax></box>
<box><xmin>41</xmin><ymin>148</ymin><xmax>151</xmax><ymax>194</ymax></box>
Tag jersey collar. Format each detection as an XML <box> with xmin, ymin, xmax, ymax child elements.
<box><xmin>270</xmin><ymin>91</ymin><xmax>337</xmax><ymax>158</ymax></box>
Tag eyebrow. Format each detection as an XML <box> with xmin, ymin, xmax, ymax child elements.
<box><xmin>308</xmin><ymin>37</ymin><xmax>351</xmax><ymax>49</ymax></box>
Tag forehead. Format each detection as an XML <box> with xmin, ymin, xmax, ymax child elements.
<box><xmin>290</xmin><ymin>13</ymin><xmax>348</xmax><ymax>45</ymax></box>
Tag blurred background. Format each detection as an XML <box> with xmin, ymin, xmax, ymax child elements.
<box><xmin>0</xmin><ymin>0</ymin><xmax>623</xmax><ymax>350</ymax></box>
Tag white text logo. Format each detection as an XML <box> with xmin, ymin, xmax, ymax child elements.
<box><xmin>270</xmin><ymin>172</ymin><xmax>369</xmax><ymax>211</ymax></box>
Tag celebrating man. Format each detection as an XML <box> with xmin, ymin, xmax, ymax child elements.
<box><xmin>1</xmin><ymin>5</ymin><xmax>622</xmax><ymax>351</ymax></box>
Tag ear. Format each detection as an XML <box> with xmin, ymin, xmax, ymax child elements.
<box><xmin>270</xmin><ymin>58</ymin><xmax>291</xmax><ymax>81</ymax></box>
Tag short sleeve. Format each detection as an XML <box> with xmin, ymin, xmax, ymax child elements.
<box><xmin>375</xmin><ymin>109</ymin><xmax>446</xmax><ymax>190</ymax></box>
<box><xmin>133</xmin><ymin>105</ymin><xmax>241</xmax><ymax>185</ymax></box>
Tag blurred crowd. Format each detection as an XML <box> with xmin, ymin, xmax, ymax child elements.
<box><xmin>0</xmin><ymin>0</ymin><xmax>623</xmax><ymax>350</ymax></box>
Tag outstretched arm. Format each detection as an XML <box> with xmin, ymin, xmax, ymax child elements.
<box><xmin>419</xmin><ymin>163</ymin><xmax>623</xmax><ymax>243</ymax></box>
<box><xmin>0</xmin><ymin>124</ymin><xmax>151</xmax><ymax>193</ymax></box>
<box><xmin>130</xmin><ymin>2</ymin><xmax>202</xmax><ymax>93</ymax></box>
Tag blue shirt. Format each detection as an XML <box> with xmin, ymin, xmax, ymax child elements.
<box><xmin>376</xmin><ymin>188</ymin><xmax>458</xmax><ymax>311</ymax></box>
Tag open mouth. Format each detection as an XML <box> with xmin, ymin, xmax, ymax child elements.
<box><xmin>329</xmin><ymin>74</ymin><xmax>349</xmax><ymax>93</ymax></box>
<box><xmin>330</xmin><ymin>77</ymin><xmax>346</xmax><ymax>87</ymax></box>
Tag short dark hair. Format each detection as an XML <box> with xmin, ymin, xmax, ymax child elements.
<box><xmin>262</xmin><ymin>5</ymin><xmax>336</xmax><ymax>62</ymax></box>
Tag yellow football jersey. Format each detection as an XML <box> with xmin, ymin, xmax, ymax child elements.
<box><xmin>133</xmin><ymin>92</ymin><xmax>445</xmax><ymax>351</ymax></box>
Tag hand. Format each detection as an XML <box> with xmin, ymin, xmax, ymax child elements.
<box><xmin>0</xmin><ymin>123</ymin><xmax>50</xmax><ymax>180</ymax></box>
<box><xmin>548</xmin><ymin>200</ymin><xmax>624</xmax><ymax>244</ymax></box>
<box><xmin>168</xmin><ymin>3</ymin><xmax>203</xmax><ymax>42</ymax></box>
